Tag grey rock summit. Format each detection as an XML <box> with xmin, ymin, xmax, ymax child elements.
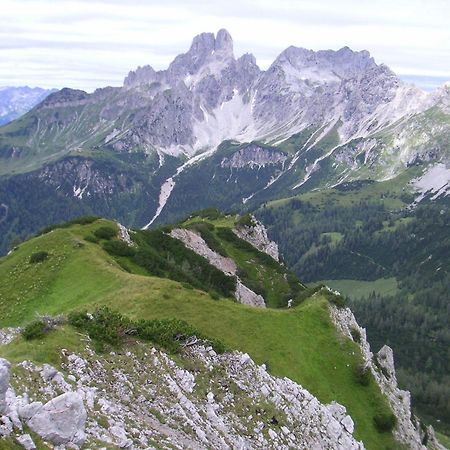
<box><xmin>1</xmin><ymin>28</ymin><xmax>449</xmax><ymax>245</ymax></box>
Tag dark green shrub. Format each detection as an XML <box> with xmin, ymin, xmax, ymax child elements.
<box><xmin>373</xmin><ymin>412</ymin><xmax>397</xmax><ymax>432</ymax></box>
<box><xmin>325</xmin><ymin>290</ymin><xmax>346</xmax><ymax>308</ymax></box>
<box><xmin>131</xmin><ymin>230</ymin><xmax>236</xmax><ymax>297</ymax></box>
<box><xmin>70</xmin><ymin>216</ymin><xmax>99</xmax><ymax>225</ymax></box>
<box><xmin>37</xmin><ymin>216</ymin><xmax>99</xmax><ymax>236</ymax></box>
<box><xmin>29</xmin><ymin>251</ymin><xmax>49</xmax><ymax>264</ymax></box>
<box><xmin>84</xmin><ymin>234</ymin><xmax>99</xmax><ymax>244</ymax></box>
<box><xmin>350</xmin><ymin>327</ymin><xmax>361</xmax><ymax>343</ymax></box>
<box><xmin>236</xmin><ymin>214</ymin><xmax>256</xmax><ymax>228</ymax></box>
<box><xmin>68</xmin><ymin>307</ymin><xmax>132</xmax><ymax>350</ymax></box>
<box><xmin>69</xmin><ymin>308</ymin><xmax>227</xmax><ymax>354</ymax></box>
<box><xmin>186</xmin><ymin>222</ymin><xmax>228</xmax><ymax>257</ymax></box>
<box><xmin>190</xmin><ymin>208</ymin><xmax>223</xmax><ymax>220</ymax></box>
<box><xmin>354</xmin><ymin>364</ymin><xmax>372</xmax><ymax>386</ymax></box>
<box><xmin>102</xmin><ymin>240</ymin><xmax>136</xmax><ymax>257</ymax></box>
<box><xmin>21</xmin><ymin>320</ymin><xmax>47</xmax><ymax>340</ymax></box>
<box><xmin>94</xmin><ymin>226</ymin><xmax>117</xmax><ymax>240</ymax></box>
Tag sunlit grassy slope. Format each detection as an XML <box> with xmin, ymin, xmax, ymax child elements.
<box><xmin>0</xmin><ymin>218</ymin><xmax>400</xmax><ymax>449</ymax></box>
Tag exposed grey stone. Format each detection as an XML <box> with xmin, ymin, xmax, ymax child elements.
<box><xmin>170</xmin><ymin>227</ymin><xmax>266</xmax><ymax>307</ymax></box>
<box><xmin>0</xmin><ymin>358</ymin><xmax>11</xmax><ymax>414</ymax></box>
<box><xmin>330</xmin><ymin>305</ymin><xmax>426</xmax><ymax>449</ymax></box>
<box><xmin>235</xmin><ymin>279</ymin><xmax>266</xmax><ymax>308</ymax></box>
<box><xmin>233</xmin><ymin>217</ymin><xmax>279</xmax><ymax>261</ymax></box>
<box><xmin>18</xmin><ymin>402</ymin><xmax>43</xmax><ymax>421</ymax></box>
<box><xmin>16</xmin><ymin>434</ymin><xmax>36</xmax><ymax>450</ymax></box>
<box><xmin>27</xmin><ymin>392</ymin><xmax>86</xmax><ymax>446</ymax></box>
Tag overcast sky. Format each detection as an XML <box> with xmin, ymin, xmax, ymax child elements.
<box><xmin>2</xmin><ymin>0</ymin><xmax>450</xmax><ymax>92</ymax></box>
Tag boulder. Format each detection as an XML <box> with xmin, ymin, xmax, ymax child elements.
<box><xmin>16</xmin><ymin>434</ymin><xmax>36</xmax><ymax>450</ymax></box>
<box><xmin>27</xmin><ymin>392</ymin><xmax>86</xmax><ymax>446</ymax></box>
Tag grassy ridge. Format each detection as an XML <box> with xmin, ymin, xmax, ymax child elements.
<box><xmin>0</xmin><ymin>219</ymin><xmax>399</xmax><ymax>449</ymax></box>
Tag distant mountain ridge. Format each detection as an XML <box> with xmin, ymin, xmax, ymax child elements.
<box><xmin>0</xmin><ymin>29</ymin><xmax>449</xmax><ymax>252</ymax></box>
<box><xmin>0</xmin><ymin>86</ymin><xmax>56</xmax><ymax>126</ymax></box>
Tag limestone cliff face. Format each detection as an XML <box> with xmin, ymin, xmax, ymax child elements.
<box><xmin>220</xmin><ymin>144</ymin><xmax>287</xmax><ymax>170</ymax></box>
<box><xmin>169</xmin><ymin>227</ymin><xmax>266</xmax><ymax>307</ymax></box>
<box><xmin>0</xmin><ymin>340</ymin><xmax>364</xmax><ymax>449</ymax></box>
<box><xmin>330</xmin><ymin>305</ymin><xmax>443</xmax><ymax>450</ymax></box>
<box><xmin>233</xmin><ymin>216</ymin><xmax>280</xmax><ymax>262</ymax></box>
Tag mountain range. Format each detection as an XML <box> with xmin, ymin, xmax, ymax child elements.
<box><xmin>0</xmin><ymin>86</ymin><xmax>56</xmax><ymax>127</ymax></box>
<box><xmin>0</xmin><ymin>29</ymin><xmax>449</xmax><ymax>253</ymax></box>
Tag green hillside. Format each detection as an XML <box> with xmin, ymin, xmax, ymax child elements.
<box><xmin>0</xmin><ymin>215</ymin><xmax>401</xmax><ymax>449</ymax></box>
<box><xmin>256</xmin><ymin>176</ymin><xmax>450</xmax><ymax>433</ymax></box>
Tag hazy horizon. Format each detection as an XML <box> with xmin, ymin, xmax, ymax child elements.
<box><xmin>2</xmin><ymin>0</ymin><xmax>450</xmax><ymax>92</ymax></box>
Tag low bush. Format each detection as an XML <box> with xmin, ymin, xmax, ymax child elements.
<box><xmin>131</xmin><ymin>230</ymin><xmax>236</xmax><ymax>297</ymax></box>
<box><xmin>373</xmin><ymin>412</ymin><xmax>397</xmax><ymax>432</ymax></box>
<box><xmin>21</xmin><ymin>320</ymin><xmax>47</xmax><ymax>340</ymax></box>
<box><xmin>190</xmin><ymin>208</ymin><xmax>223</xmax><ymax>220</ymax></box>
<box><xmin>68</xmin><ymin>307</ymin><xmax>227</xmax><ymax>354</ymax></box>
<box><xmin>21</xmin><ymin>315</ymin><xmax>64</xmax><ymax>340</ymax></box>
<box><xmin>236</xmin><ymin>214</ymin><xmax>256</xmax><ymax>228</ymax></box>
<box><xmin>94</xmin><ymin>226</ymin><xmax>117</xmax><ymax>240</ymax></box>
<box><xmin>323</xmin><ymin>289</ymin><xmax>346</xmax><ymax>308</ymax></box>
<box><xmin>186</xmin><ymin>222</ymin><xmax>228</xmax><ymax>257</ymax></box>
<box><xmin>38</xmin><ymin>216</ymin><xmax>99</xmax><ymax>235</ymax></box>
<box><xmin>354</xmin><ymin>364</ymin><xmax>372</xmax><ymax>386</ymax></box>
<box><xmin>29</xmin><ymin>251</ymin><xmax>49</xmax><ymax>264</ymax></box>
<box><xmin>350</xmin><ymin>327</ymin><xmax>361</xmax><ymax>343</ymax></box>
<box><xmin>84</xmin><ymin>234</ymin><xmax>99</xmax><ymax>244</ymax></box>
<box><xmin>102</xmin><ymin>240</ymin><xmax>136</xmax><ymax>257</ymax></box>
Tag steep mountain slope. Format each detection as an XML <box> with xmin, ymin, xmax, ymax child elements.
<box><xmin>1</xmin><ymin>30</ymin><xmax>449</xmax><ymax>252</ymax></box>
<box><xmin>255</xmin><ymin>178</ymin><xmax>450</xmax><ymax>434</ymax></box>
<box><xmin>0</xmin><ymin>87</ymin><xmax>56</xmax><ymax>127</ymax></box>
<box><xmin>0</xmin><ymin>214</ymin><xmax>439</xmax><ymax>449</ymax></box>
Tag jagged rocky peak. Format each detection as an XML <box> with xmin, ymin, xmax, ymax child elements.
<box><xmin>189</xmin><ymin>28</ymin><xmax>234</xmax><ymax>59</ymax></box>
<box><xmin>167</xmin><ymin>29</ymin><xmax>236</xmax><ymax>84</ymax></box>
<box><xmin>123</xmin><ymin>65</ymin><xmax>158</xmax><ymax>87</ymax></box>
<box><xmin>215</xmin><ymin>28</ymin><xmax>234</xmax><ymax>55</ymax></box>
<box><xmin>269</xmin><ymin>45</ymin><xmax>381</xmax><ymax>83</ymax></box>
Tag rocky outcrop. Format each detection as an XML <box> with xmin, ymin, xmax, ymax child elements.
<box><xmin>170</xmin><ymin>228</ymin><xmax>237</xmax><ymax>275</ymax></box>
<box><xmin>0</xmin><ymin>360</ymin><xmax>86</xmax><ymax>448</ymax></box>
<box><xmin>16</xmin><ymin>434</ymin><xmax>36</xmax><ymax>450</ymax></box>
<box><xmin>170</xmin><ymin>227</ymin><xmax>266</xmax><ymax>307</ymax></box>
<box><xmin>220</xmin><ymin>144</ymin><xmax>287</xmax><ymax>169</ymax></box>
<box><xmin>0</xmin><ymin>358</ymin><xmax>10</xmax><ymax>414</ymax></box>
<box><xmin>0</xmin><ymin>339</ymin><xmax>365</xmax><ymax>449</ymax></box>
<box><xmin>27</xmin><ymin>392</ymin><xmax>86</xmax><ymax>446</ymax></box>
<box><xmin>235</xmin><ymin>279</ymin><xmax>266</xmax><ymax>308</ymax></box>
<box><xmin>330</xmin><ymin>305</ymin><xmax>428</xmax><ymax>449</ymax></box>
<box><xmin>117</xmin><ymin>222</ymin><xmax>134</xmax><ymax>246</ymax></box>
<box><xmin>233</xmin><ymin>216</ymin><xmax>280</xmax><ymax>261</ymax></box>
<box><xmin>0</xmin><ymin>328</ymin><xmax>20</xmax><ymax>346</ymax></box>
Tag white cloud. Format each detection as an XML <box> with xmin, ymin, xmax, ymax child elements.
<box><xmin>1</xmin><ymin>0</ymin><xmax>450</xmax><ymax>91</ymax></box>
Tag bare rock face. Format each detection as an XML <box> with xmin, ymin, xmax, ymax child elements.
<box><xmin>170</xmin><ymin>228</ymin><xmax>237</xmax><ymax>275</ymax></box>
<box><xmin>16</xmin><ymin>434</ymin><xmax>36</xmax><ymax>450</ymax></box>
<box><xmin>26</xmin><ymin>392</ymin><xmax>86</xmax><ymax>447</ymax></box>
<box><xmin>117</xmin><ymin>222</ymin><xmax>134</xmax><ymax>246</ymax></box>
<box><xmin>169</xmin><ymin>227</ymin><xmax>266</xmax><ymax>307</ymax></box>
<box><xmin>330</xmin><ymin>305</ymin><xmax>427</xmax><ymax>450</ymax></box>
<box><xmin>220</xmin><ymin>144</ymin><xmax>288</xmax><ymax>169</ymax></box>
<box><xmin>233</xmin><ymin>216</ymin><xmax>280</xmax><ymax>261</ymax></box>
<box><xmin>235</xmin><ymin>279</ymin><xmax>266</xmax><ymax>308</ymax></box>
<box><xmin>0</xmin><ymin>358</ymin><xmax>11</xmax><ymax>414</ymax></box>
